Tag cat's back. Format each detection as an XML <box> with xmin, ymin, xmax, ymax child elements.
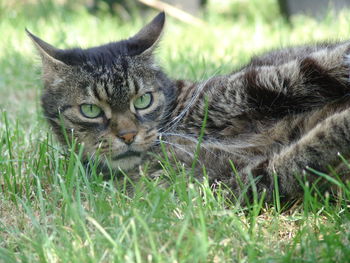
<box><xmin>247</xmin><ymin>42</ymin><xmax>342</xmax><ymax>66</ymax></box>
<box><xmin>174</xmin><ymin>40</ymin><xmax>350</xmax><ymax>138</ymax></box>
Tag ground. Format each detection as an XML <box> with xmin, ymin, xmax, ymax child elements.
<box><xmin>1</xmin><ymin>0</ymin><xmax>350</xmax><ymax>262</ymax></box>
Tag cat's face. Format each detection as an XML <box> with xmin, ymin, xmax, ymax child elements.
<box><xmin>28</xmin><ymin>12</ymin><xmax>175</xmax><ymax>172</ymax></box>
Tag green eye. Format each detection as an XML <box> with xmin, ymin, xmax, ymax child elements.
<box><xmin>133</xmin><ymin>93</ymin><xmax>153</xmax><ymax>110</ymax></box>
<box><xmin>80</xmin><ymin>104</ymin><xmax>102</xmax><ymax>118</ymax></box>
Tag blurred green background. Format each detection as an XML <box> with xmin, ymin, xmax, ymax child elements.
<box><xmin>2</xmin><ymin>2</ymin><xmax>350</xmax><ymax>262</ymax></box>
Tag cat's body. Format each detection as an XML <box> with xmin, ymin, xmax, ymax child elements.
<box><xmin>168</xmin><ymin>43</ymin><xmax>350</xmax><ymax>201</ymax></box>
<box><xmin>28</xmin><ymin>13</ymin><xmax>350</xmax><ymax>202</ymax></box>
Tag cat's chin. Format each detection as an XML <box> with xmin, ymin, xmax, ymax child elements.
<box><xmin>87</xmin><ymin>149</ymin><xmax>146</xmax><ymax>175</ymax></box>
<box><xmin>109</xmin><ymin>155</ymin><xmax>143</xmax><ymax>172</ymax></box>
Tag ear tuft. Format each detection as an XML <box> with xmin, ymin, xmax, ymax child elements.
<box><xmin>27</xmin><ymin>29</ymin><xmax>70</xmax><ymax>86</ymax></box>
<box><xmin>27</xmin><ymin>29</ymin><xmax>57</xmax><ymax>59</ymax></box>
<box><xmin>127</xmin><ymin>12</ymin><xmax>166</xmax><ymax>56</ymax></box>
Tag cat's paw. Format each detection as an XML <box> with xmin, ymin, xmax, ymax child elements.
<box><xmin>239</xmin><ymin>160</ymin><xmax>274</xmax><ymax>201</ymax></box>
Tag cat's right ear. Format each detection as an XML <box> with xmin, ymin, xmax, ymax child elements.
<box><xmin>26</xmin><ymin>29</ymin><xmax>69</xmax><ymax>70</ymax></box>
<box><xmin>26</xmin><ymin>29</ymin><xmax>70</xmax><ymax>86</ymax></box>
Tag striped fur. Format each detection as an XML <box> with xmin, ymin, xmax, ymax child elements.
<box><xmin>29</xmin><ymin>13</ymin><xmax>350</xmax><ymax>202</ymax></box>
<box><xmin>168</xmin><ymin>41</ymin><xmax>350</xmax><ymax>202</ymax></box>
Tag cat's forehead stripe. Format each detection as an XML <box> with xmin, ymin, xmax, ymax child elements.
<box><xmin>106</xmin><ymin>82</ymin><xmax>115</xmax><ymax>99</ymax></box>
<box><xmin>134</xmin><ymin>78</ymin><xmax>141</xmax><ymax>94</ymax></box>
<box><xmin>127</xmin><ymin>76</ymin><xmax>136</xmax><ymax>94</ymax></box>
<box><xmin>91</xmin><ymin>85</ymin><xmax>101</xmax><ymax>101</ymax></box>
<box><xmin>93</xmin><ymin>82</ymin><xmax>109</xmax><ymax>102</ymax></box>
<box><xmin>86</xmin><ymin>85</ymin><xmax>95</xmax><ymax>98</ymax></box>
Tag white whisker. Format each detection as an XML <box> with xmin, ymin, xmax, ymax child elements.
<box><xmin>159</xmin><ymin>132</ymin><xmax>258</xmax><ymax>155</ymax></box>
<box><xmin>159</xmin><ymin>132</ymin><xmax>220</xmax><ymax>157</ymax></box>
<box><xmin>161</xmin><ymin>80</ymin><xmax>210</xmax><ymax>133</ymax></box>
<box><xmin>155</xmin><ymin>139</ymin><xmax>196</xmax><ymax>160</ymax></box>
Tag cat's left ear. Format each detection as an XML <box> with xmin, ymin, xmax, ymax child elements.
<box><xmin>127</xmin><ymin>12</ymin><xmax>165</xmax><ymax>57</ymax></box>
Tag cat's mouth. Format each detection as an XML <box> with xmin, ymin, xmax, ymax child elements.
<box><xmin>112</xmin><ymin>150</ymin><xmax>142</xmax><ymax>161</ymax></box>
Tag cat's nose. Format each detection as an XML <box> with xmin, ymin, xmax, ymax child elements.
<box><xmin>117</xmin><ymin>130</ymin><xmax>137</xmax><ymax>145</ymax></box>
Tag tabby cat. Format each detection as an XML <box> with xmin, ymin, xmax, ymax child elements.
<box><xmin>28</xmin><ymin>12</ymin><xmax>350</xmax><ymax>202</ymax></box>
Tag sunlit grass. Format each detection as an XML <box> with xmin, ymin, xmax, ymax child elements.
<box><xmin>1</xmin><ymin>0</ymin><xmax>350</xmax><ymax>262</ymax></box>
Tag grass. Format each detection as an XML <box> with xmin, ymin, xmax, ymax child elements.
<box><xmin>1</xmin><ymin>0</ymin><xmax>350</xmax><ymax>262</ymax></box>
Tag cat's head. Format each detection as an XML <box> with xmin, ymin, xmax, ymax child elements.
<box><xmin>28</xmin><ymin>12</ymin><xmax>175</xmax><ymax>172</ymax></box>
